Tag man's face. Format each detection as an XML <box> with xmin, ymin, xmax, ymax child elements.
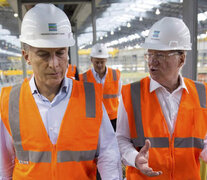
<box><xmin>22</xmin><ymin>46</ymin><xmax>68</xmax><ymax>90</ymax></box>
<box><xmin>91</xmin><ymin>57</ymin><xmax>107</xmax><ymax>75</ymax></box>
<box><xmin>146</xmin><ymin>49</ymin><xmax>185</xmax><ymax>85</ymax></box>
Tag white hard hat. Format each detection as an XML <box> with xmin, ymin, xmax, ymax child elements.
<box><xmin>90</xmin><ymin>43</ymin><xmax>109</xmax><ymax>58</ymax></box>
<box><xmin>141</xmin><ymin>17</ymin><xmax>191</xmax><ymax>51</ymax></box>
<box><xmin>20</xmin><ymin>3</ymin><xmax>75</xmax><ymax>48</ymax></box>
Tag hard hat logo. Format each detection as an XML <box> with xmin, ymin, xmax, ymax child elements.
<box><xmin>90</xmin><ymin>43</ymin><xmax>109</xmax><ymax>58</ymax></box>
<box><xmin>141</xmin><ymin>17</ymin><xmax>192</xmax><ymax>51</ymax></box>
<box><xmin>20</xmin><ymin>3</ymin><xmax>75</xmax><ymax>48</ymax></box>
<box><xmin>48</xmin><ymin>23</ymin><xmax>57</xmax><ymax>31</ymax></box>
<box><xmin>152</xmin><ymin>30</ymin><xmax>160</xmax><ymax>38</ymax></box>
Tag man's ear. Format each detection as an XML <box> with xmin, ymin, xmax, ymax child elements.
<box><xmin>22</xmin><ymin>50</ymin><xmax>31</xmax><ymax>65</ymax></box>
<box><xmin>178</xmin><ymin>53</ymin><xmax>186</xmax><ymax>68</ymax></box>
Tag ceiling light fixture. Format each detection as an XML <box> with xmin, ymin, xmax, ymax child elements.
<box><xmin>127</xmin><ymin>22</ymin><xmax>131</xmax><ymax>28</ymax></box>
<box><xmin>155</xmin><ymin>8</ymin><xmax>160</xmax><ymax>15</ymax></box>
<box><xmin>14</xmin><ymin>13</ymin><xmax>18</xmax><ymax>17</ymax></box>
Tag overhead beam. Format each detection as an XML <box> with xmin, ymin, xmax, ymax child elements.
<box><xmin>17</xmin><ymin>0</ymin><xmax>27</xmax><ymax>79</ymax></box>
<box><xmin>21</xmin><ymin>0</ymin><xmax>91</xmax><ymax>4</ymax></box>
<box><xmin>91</xmin><ymin>0</ymin><xmax>96</xmax><ymax>44</ymax></box>
<box><xmin>182</xmin><ymin>0</ymin><xmax>198</xmax><ymax>80</ymax></box>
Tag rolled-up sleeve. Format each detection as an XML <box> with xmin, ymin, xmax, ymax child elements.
<box><xmin>97</xmin><ymin>104</ymin><xmax>122</xmax><ymax>180</ymax></box>
<box><xmin>0</xmin><ymin>118</ymin><xmax>15</xmax><ymax>180</ymax></box>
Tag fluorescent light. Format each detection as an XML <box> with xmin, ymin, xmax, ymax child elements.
<box><xmin>127</xmin><ymin>22</ymin><xmax>131</xmax><ymax>28</ymax></box>
<box><xmin>14</xmin><ymin>13</ymin><xmax>18</xmax><ymax>18</ymax></box>
<box><xmin>155</xmin><ymin>8</ymin><xmax>160</xmax><ymax>15</ymax></box>
<box><xmin>198</xmin><ymin>13</ymin><xmax>207</xmax><ymax>21</ymax></box>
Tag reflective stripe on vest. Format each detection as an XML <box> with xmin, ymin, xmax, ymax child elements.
<box><xmin>9</xmin><ymin>82</ymin><xmax>97</xmax><ymax>163</ymax></box>
<box><xmin>83</xmin><ymin>72</ymin><xmax>87</xmax><ymax>82</ymax></box>
<box><xmin>112</xmin><ymin>69</ymin><xmax>117</xmax><ymax>81</ymax></box>
<box><xmin>83</xmin><ymin>69</ymin><xmax>119</xmax><ymax>99</ymax></box>
<box><xmin>104</xmin><ymin>69</ymin><xmax>118</xmax><ymax>98</ymax></box>
<box><xmin>57</xmin><ymin>150</ymin><xmax>96</xmax><ymax>162</ymax></box>
<box><xmin>9</xmin><ymin>84</ymin><xmax>51</xmax><ymax>163</ymax></box>
<box><xmin>103</xmin><ymin>94</ymin><xmax>119</xmax><ymax>99</ymax></box>
<box><xmin>174</xmin><ymin>137</ymin><xmax>204</xmax><ymax>149</ymax></box>
<box><xmin>195</xmin><ymin>81</ymin><xmax>206</xmax><ymax>108</ymax></box>
<box><xmin>71</xmin><ymin>65</ymin><xmax>74</xmax><ymax>72</ymax></box>
<box><xmin>84</xmin><ymin>82</ymin><xmax>96</xmax><ymax>118</ymax></box>
<box><xmin>130</xmin><ymin>81</ymin><xmax>206</xmax><ymax>149</ymax></box>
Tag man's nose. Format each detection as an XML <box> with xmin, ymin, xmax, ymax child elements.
<box><xmin>48</xmin><ymin>55</ymin><xmax>59</xmax><ymax>68</ymax></box>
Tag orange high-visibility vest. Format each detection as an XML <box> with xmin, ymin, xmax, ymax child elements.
<box><xmin>0</xmin><ymin>79</ymin><xmax>103</xmax><ymax>180</ymax></box>
<box><xmin>122</xmin><ymin>77</ymin><xmax>207</xmax><ymax>180</ymax></box>
<box><xmin>79</xmin><ymin>68</ymin><xmax>120</xmax><ymax>120</ymax></box>
<box><xmin>66</xmin><ymin>64</ymin><xmax>77</xmax><ymax>79</ymax></box>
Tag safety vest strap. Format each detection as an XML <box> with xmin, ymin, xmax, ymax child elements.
<box><xmin>9</xmin><ymin>84</ymin><xmax>29</xmax><ymax>162</ymax></box>
<box><xmin>71</xmin><ymin>65</ymin><xmax>75</xmax><ymax>72</ymax></box>
<box><xmin>84</xmin><ymin>82</ymin><xmax>96</xmax><ymax>118</ymax></box>
<box><xmin>112</xmin><ymin>69</ymin><xmax>117</xmax><ymax>81</ymax></box>
<box><xmin>194</xmin><ymin>81</ymin><xmax>206</xmax><ymax>108</ymax></box>
<box><xmin>174</xmin><ymin>137</ymin><xmax>204</xmax><ymax>149</ymax></box>
<box><xmin>57</xmin><ymin>150</ymin><xmax>96</xmax><ymax>162</ymax></box>
<box><xmin>130</xmin><ymin>80</ymin><xmax>206</xmax><ymax>149</ymax></box>
<box><xmin>103</xmin><ymin>94</ymin><xmax>119</xmax><ymax>99</ymax></box>
<box><xmin>132</xmin><ymin>137</ymin><xmax>169</xmax><ymax>148</ymax></box>
<box><xmin>82</xmin><ymin>72</ymin><xmax>88</xmax><ymax>82</ymax></box>
<box><xmin>9</xmin><ymin>84</ymin><xmax>52</xmax><ymax>163</ymax></box>
<box><xmin>130</xmin><ymin>81</ymin><xmax>145</xmax><ymax>147</ymax></box>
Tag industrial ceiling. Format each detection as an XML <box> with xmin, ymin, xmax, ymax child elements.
<box><xmin>0</xmin><ymin>0</ymin><xmax>207</xmax><ymax>50</ymax></box>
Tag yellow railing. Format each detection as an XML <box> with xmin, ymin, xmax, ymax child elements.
<box><xmin>0</xmin><ymin>70</ymin><xmax>33</xmax><ymax>76</ymax></box>
<box><xmin>78</xmin><ymin>48</ymin><xmax>119</xmax><ymax>57</ymax></box>
<box><xmin>0</xmin><ymin>0</ymin><xmax>9</xmax><ymax>6</ymax></box>
<box><xmin>200</xmin><ymin>160</ymin><xmax>207</xmax><ymax>180</ymax></box>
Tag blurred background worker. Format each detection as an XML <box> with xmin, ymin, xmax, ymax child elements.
<box><xmin>66</xmin><ymin>64</ymin><xmax>79</xmax><ymax>80</ymax></box>
<box><xmin>0</xmin><ymin>3</ymin><xmax>122</xmax><ymax>180</ymax></box>
<box><xmin>79</xmin><ymin>43</ymin><xmax>121</xmax><ymax>131</ymax></box>
<box><xmin>116</xmin><ymin>17</ymin><xmax>207</xmax><ymax>179</ymax></box>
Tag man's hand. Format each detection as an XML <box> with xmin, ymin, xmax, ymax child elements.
<box><xmin>135</xmin><ymin>139</ymin><xmax>162</xmax><ymax>177</ymax></box>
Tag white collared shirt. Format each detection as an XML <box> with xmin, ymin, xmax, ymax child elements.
<box><xmin>116</xmin><ymin>75</ymin><xmax>207</xmax><ymax>167</ymax></box>
<box><xmin>0</xmin><ymin>76</ymin><xmax>122</xmax><ymax>180</ymax></box>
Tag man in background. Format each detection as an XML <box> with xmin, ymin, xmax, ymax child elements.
<box><xmin>80</xmin><ymin>43</ymin><xmax>121</xmax><ymax>131</ymax></box>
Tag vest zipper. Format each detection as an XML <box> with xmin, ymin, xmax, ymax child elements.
<box><xmin>52</xmin><ymin>144</ymin><xmax>57</xmax><ymax>180</ymax></box>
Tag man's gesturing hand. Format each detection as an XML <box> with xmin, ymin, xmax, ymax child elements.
<box><xmin>135</xmin><ymin>139</ymin><xmax>162</xmax><ymax>177</ymax></box>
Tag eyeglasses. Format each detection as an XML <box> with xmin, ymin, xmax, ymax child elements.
<box><xmin>144</xmin><ymin>52</ymin><xmax>182</xmax><ymax>62</ymax></box>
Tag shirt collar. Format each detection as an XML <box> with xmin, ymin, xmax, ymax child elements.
<box><xmin>92</xmin><ymin>67</ymin><xmax>108</xmax><ymax>79</ymax></box>
<box><xmin>29</xmin><ymin>75</ymin><xmax>70</xmax><ymax>95</ymax></box>
<box><xmin>149</xmin><ymin>75</ymin><xmax>189</xmax><ymax>94</ymax></box>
